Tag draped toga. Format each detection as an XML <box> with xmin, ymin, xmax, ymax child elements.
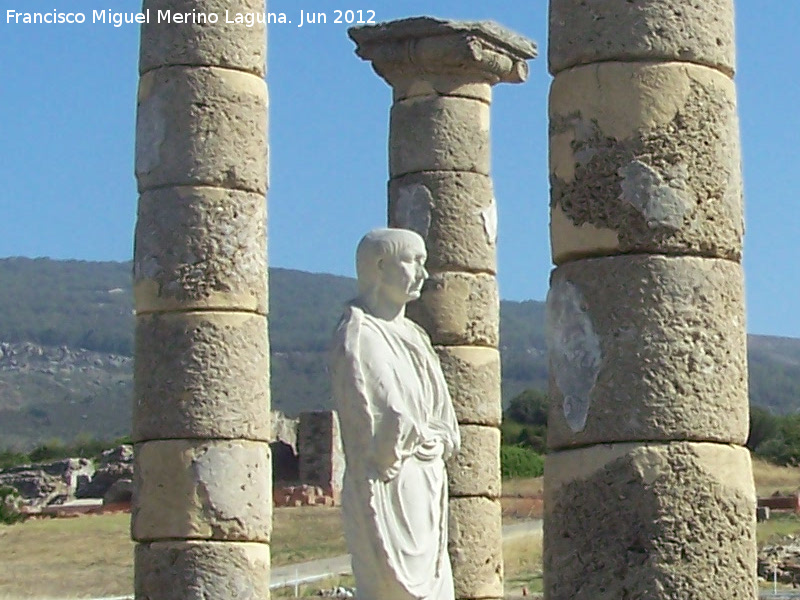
<box><xmin>330</xmin><ymin>304</ymin><xmax>461</xmax><ymax>600</ymax></box>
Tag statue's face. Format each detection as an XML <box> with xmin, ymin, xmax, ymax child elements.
<box><xmin>378</xmin><ymin>237</ymin><xmax>428</xmax><ymax>305</ymax></box>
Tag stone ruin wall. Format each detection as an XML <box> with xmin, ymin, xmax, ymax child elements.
<box><xmin>272</xmin><ymin>410</ymin><xmax>344</xmax><ymax>507</ymax></box>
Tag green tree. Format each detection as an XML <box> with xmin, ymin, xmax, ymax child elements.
<box><xmin>755</xmin><ymin>414</ymin><xmax>800</xmax><ymax>465</ymax></box>
<box><xmin>515</xmin><ymin>426</ymin><xmax>547</xmax><ymax>454</ymax></box>
<box><xmin>506</xmin><ymin>388</ymin><xmax>548</xmax><ymax>426</ymax></box>
<box><xmin>747</xmin><ymin>406</ymin><xmax>779</xmax><ymax>452</ymax></box>
<box><xmin>0</xmin><ymin>486</ymin><xmax>24</xmax><ymax>525</ymax></box>
<box><xmin>500</xmin><ymin>446</ymin><xmax>545</xmax><ymax>479</ymax></box>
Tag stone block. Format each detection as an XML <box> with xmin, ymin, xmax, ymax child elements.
<box><xmin>135</xmin><ymin>540</ymin><xmax>271</xmax><ymax>600</ymax></box>
<box><xmin>408</xmin><ymin>272</ymin><xmax>498</xmax><ymax>347</ymax></box>
<box><xmin>297</xmin><ymin>411</ymin><xmax>344</xmax><ymax>498</ymax></box>
<box><xmin>135</xmin><ymin>66</ymin><xmax>267</xmax><ymax>193</ymax></box>
<box><xmin>350</xmin><ymin>17</ymin><xmax>536</xmax><ymax>100</ymax></box>
<box><xmin>389</xmin><ymin>172</ymin><xmax>497</xmax><ymax>273</ymax></box>
<box><xmin>544</xmin><ymin>442</ymin><xmax>757</xmax><ymax>599</ymax></box>
<box><xmin>448</xmin><ymin>496</ymin><xmax>503</xmax><ymax>598</ymax></box>
<box><xmin>435</xmin><ymin>346</ymin><xmax>501</xmax><ymax>426</ymax></box>
<box><xmin>139</xmin><ymin>0</ymin><xmax>266</xmax><ymax>77</ymax></box>
<box><xmin>548</xmin><ymin>0</ymin><xmax>735</xmax><ymax>76</ymax></box>
<box><xmin>549</xmin><ymin>62</ymin><xmax>742</xmax><ymax>264</ymax></box>
<box><xmin>391</xmin><ymin>77</ymin><xmax>493</xmax><ymax>104</ymax></box>
<box><xmin>447</xmin><ymin>425</ymin><xmax>500</xmax><ymax>498</ymax></box>
<box><xmin>546</xmin><ymin>255</ymin><xmax>748</xmax><ymax>449</ymax></box>
<box><xmin>134</xmin><ymin>186</ymin><xmax>267</xmax><ymax>314</ymax></box>
<box><xmin>133</xmin><ymin>312</ymin><xmax>270</xmax><ymax>442</ymax></box>
<box><xmin>390</xmin><ymin>96</ymin><xmax>490</xmax><ymax>177</ymax></box>
<box><xmin>132</xmin><ymin>439</ymin><xmax>272</xmax><ymax>542</ymax></box>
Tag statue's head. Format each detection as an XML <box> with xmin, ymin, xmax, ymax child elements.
<box><xmin>356</xmin><ymin>228</ymin><xmax>428</xmax><ymax>306</ymax></box>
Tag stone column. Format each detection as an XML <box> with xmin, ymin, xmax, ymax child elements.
<box><xmin>349</xmin><ymin>18</ymin><xmax>536</xmax><ymax>600</ymax></box>
<box><xmin>545</xmin><ymin>1</ymin><xmax>756</xmax><ymax>598</ymax></box>
<box><xmin>132</xmin><ymin>1</ymin><xmax>271</xmax><ymax>598</ymax></box>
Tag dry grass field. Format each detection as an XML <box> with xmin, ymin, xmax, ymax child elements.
<box><xmin>0</xmin><ymin>512</ymin><xmax>133</xmax><ymax>598</ymax></box>
<box><xmin>503</xmin><ymin>530</ymin><xmax>544</xmax><ymax>594</ymax></box>
<box><xmin>5</xmin><ymin>463</ymin><xmax>797</xmax><ymax>599</ymax></box>
<box><xmin>271</xmin><ymin>506</ymin><xmax>346</xmax><ymax>565</ymax></box>
<box><xmin>0</xmin><ymin>499</ymin><xmax>543</xmax><ymax>599</ymax></box>
<box><xmin>0</xmin><ymin>507</ymin><xmax>346</xmax><ymax>599</ymax></box>
<box><xmin>501</xmin><ymin>476</ymin><xmax>544</xmax><ymax>521</ymax></box>
<box><xmin>757</xmin><ymin>512</ymin><xmax>800</xmax><ymax>545</ymax></box>
<box><xmin>752</xmin><ymin>456</ymin><xmax>800</xmax><ymax>496</ymax></box>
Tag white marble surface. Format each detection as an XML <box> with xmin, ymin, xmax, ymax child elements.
<box><xmin>330</xmin><ymin>229</ymin><xmax>460</xmax><ymax>600</ymax></box>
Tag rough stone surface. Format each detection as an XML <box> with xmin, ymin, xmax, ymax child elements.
<box><xmin>297</xmin><ymin>411</ymin><xmax>344</xmax><ymax>500</ymax></box>
<box><xmin>139</xmin><ymin>0</ymin><xmax>266</xmax><ymax>76</ymax></box>
<box><xmin>350</xmin><ymin>17</ymin><xmax>538</xmax><ymax>67</ymax></box>
<box><xmin>389</xmin><ymin>172</ymin><xmax>497</xmax><ymax>273</ymax></box>
<box><xmin>76</xmin><ymin>445</ymin><xmax>134</xmax><ymax>500</ymax></box>
<box><xmin>271</xmin><ymin>411</ymin><xmax>300</xmax><ymax>483</ymax></box>
<box><xmin>549</xmin><ymin>62</ymin><xmax>742</xmax><ymax>264</ymax></box>
<box><xmin>270</xmin><ymin>410</ymin><xmax>298</xmax><ymax>449</ymax></box>
<box><xmin>408</xmin><ymin>271</ymin><xmax>499</xmax><ymax>347</ymax></box>
<box><xmin>544</xmin><ymin>442</ymin><xmax>757</xmax><ymax>600</ymax></box>
<box><xmin>390</xmin><ymin>96</ymin><xmax>490</xmax><ymax>177</ymax></box>
<box><xmin>390</xmin><ymin>77</ymin><xmax>494</xmax><ymax>104</ymax></box>
<box><xmin>448</xmin><ymin>496</ymin><xmax>503</xmax><ymax>599</ymax></box>
<box><xmin>135</xmin><ymin>66</ymin><xmax>267</xmax><ymax>193</ymax></box>
<box><xmin>435</xmin><ymin>346</ymin><xmax>501</xmax><ymax>427</ymax></box>
<box><xmin>546</xmin><ymin>255</ymin><xmax>748</xmax><ymax>449</ymax></box>
<box><xmin>135</xmin><ymin>540</ymin><xmax>271</xmax><ymax>600</ymax></box>
<box><xmin>104</xmin><ymin>479</ymin><xmax>134</xmax><ymax>505</ymax></box>
<box><xmin>133</xmin><ymin>312</ymin><xmax>270</xmax><ymax>442</ymax></box>
<box><xmin>350</xmin><ymin>18</ymin><xmax>536</xmax><ymax>101</ymax></box>
<box><xmin>132</xmin><ymin>439</ymin><xmax>272</xmax><ymax>542</ymax></box>
<box><xmin>134</xmin><ymin>186</ymin><xmax>267</xmax><ymax>313</ymax></box>
<box><xmin>549</xmin><ymin>0</ymin><xmax>735</xmax><ymax>76</ymax></box>
<box><xmin>0</xmin><ymin>458</ymin><xmax>94</xmax><ymax>507</ymax></box>
<box><xmin>447</xmin><ymin>425</ymin><xmax>500</xmax><ymax>498</ymax></box>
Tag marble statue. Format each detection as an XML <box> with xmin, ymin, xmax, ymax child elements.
<box><xmin>329</xmin><ymin>228</ymin><xmax>461</xmax><ymax>600</ymax></box>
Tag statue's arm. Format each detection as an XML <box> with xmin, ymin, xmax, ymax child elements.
<box><xmin>330</xmin><ymin>319</ymin><xmax>419</xmax><ymax>482</ymax></box>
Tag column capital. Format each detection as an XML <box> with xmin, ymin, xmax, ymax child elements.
<box><xmin>349</xmin><ymin>17</ymin><xmax>537</xmax><ymax>95</ymax></box>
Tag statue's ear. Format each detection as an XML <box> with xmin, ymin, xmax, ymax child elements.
<box><xmin>376</xmin><ymin>257</ymin><xmax>385</xmax><ymax>272</ymax></box>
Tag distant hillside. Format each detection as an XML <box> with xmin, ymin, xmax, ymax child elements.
<box><xmin>0</xmin><ymin>258</ymin><xmax>133</xmax><ymax>355</ymax></box>
<box><xmin>0</xmin><ymin>257</ymin><xmax>798</xmax><ymax>449</ymax></box>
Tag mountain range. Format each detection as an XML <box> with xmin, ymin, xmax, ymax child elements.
<box><xmin>0</xmin><ymin>257</ymin><xmax>798</xmax><ymax>450</ymax></box>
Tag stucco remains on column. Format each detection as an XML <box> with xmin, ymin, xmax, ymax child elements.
<box><xmin>545</xmin><ymin>1</ymin><xmax>756</xmax><ymax>598</ymax></box>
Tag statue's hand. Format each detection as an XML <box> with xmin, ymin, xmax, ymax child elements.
<box><xmin>415</xmin><ymin>439</ymin><xmax>444</xmax><ymax>461</ymax></box>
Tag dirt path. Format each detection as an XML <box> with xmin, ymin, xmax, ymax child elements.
<box><xmin>270</xmin><ymin>519</ymin><xmax>543</xmax><ymax>589</ymax></box>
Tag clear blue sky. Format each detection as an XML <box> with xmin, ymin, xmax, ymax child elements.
<box><xmin>0</xmin><ymin>1</ymin><xmax>798</xmax><ymax>338</ymax></box>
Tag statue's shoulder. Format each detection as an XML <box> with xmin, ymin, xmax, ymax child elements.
<box><xmin>332</xmin><ymin>304</ymin><xmax>378</xmax><ymax>351</ymax></box>
<box><xmin>332</xmin><ymin>304</ymin><xmax>362</xmax><ymax>344</ymax></box>
<box><xmin>330</xmin><ymin>304</ymin><xmax>393</xmax><ymax>374</ymax></box>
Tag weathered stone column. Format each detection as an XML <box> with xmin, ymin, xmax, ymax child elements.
<box><xmin>544</xmin><ymin>1</ymin><xmax>756</xmax><ymax>598</ymax></box>
<box><xmin>349</xmin><ymin>18</ymin><xmax>536</xmax><ymax>600</ymax></box>
<box><xmin>132</xmin><ymin>1</ymin><xmax>271</xmax><ymax>598</ymax></box>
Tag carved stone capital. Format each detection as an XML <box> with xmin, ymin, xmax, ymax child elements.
<box><xmin>349</xmin><ymin>17</ymin><xmax>537</xmax><ymax>91</ymax></box>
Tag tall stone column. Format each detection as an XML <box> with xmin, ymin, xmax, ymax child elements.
<box><xmin>132</xmin><ymin>2</ymin><xmax>271</xmax><ymax>598</ymax></box>
<box><xmin>544</xmin><ymin>1</ymin><xmax>756</xmax><ymax>598</ymax></box>
<box><xmin>349</xmin><ymin>19</ymin><xmax>536</xmax><ymax>600</ymax></box>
